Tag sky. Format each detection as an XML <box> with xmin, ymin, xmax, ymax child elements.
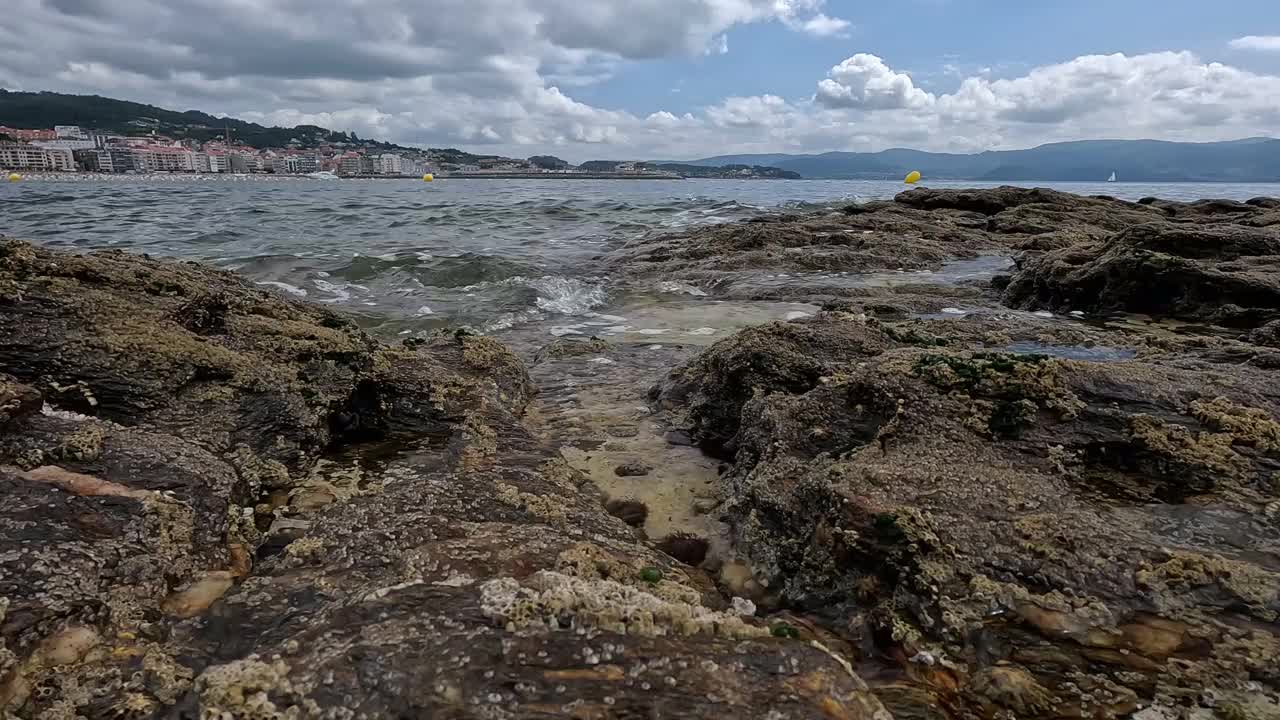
<box><xmin>2</xmin><ymin>0</ymin><xmax>1279</xmax><ymax>161</ymax></box>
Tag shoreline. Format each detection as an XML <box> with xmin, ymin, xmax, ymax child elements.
<box><xmin>2</xmin><ymin>186</ymin><xmax>1280</xmax><ymax>719</ymax></box>
<box><xmin>10</xmin><ymin>171</ymin><xmax>1280</xmax><ymax>184</ymax></box>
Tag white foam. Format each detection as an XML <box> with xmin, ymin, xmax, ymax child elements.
<box><xmin>656</xmin><ymin>281</ymin><xmax>707</xmax><ymax>297</ymax></box>
<box><xmin>784</xmin><ymin>311</ymin><xmax>812</xmax><ymax>320</ymax></box>
<box><xmin>550</xmin><ymin>325</ymin><xmax>586</xmax><ymax>337</ymax></box>
<box><xmin>1033</xmin><ymin>311</ymin><xmax>1054</xmax><ymax>318</ymax></box>
<box><xmin>647</xmin><ymin>344</ymin><xmax>664</xmax><ymax>350</ymax></box>
<box><xmin>1069</xmin><ymin>310</ymin><xmax>1085</xmax><ymax>317</ymax></box>
<box><xmin>256</xmin><ymin>281</ymin><xmax>307</xmax><ymax>297</ymax></box>
<box><xmin>41</xmin><ymin>403</ymin><xmax>92</xmax><ymax>422</ymax></box>
<box><xmin>312</xmin><ymin>278</ymin><xmax>352</xmax><ymax>303</ymax></box>
<box><xmin>686</xmin><ymin>327</ymin><xmax>717</xmax><ymax>336</ymax></box>
<box><xmin>636</xmin><ymin>328</ymin><xmax>668</xmax><ymax>335</ymax></box>
<box><xmin>589</xmin><ymin>357</ymin><xmax>615</xmax><ymax>364</ymax></box>
<box><xmin>500</xmin><ymin>276</ymin><xmax>609</xmax><ymax>316</ymax></box>
<box><xmin>414</xmin><ymin>305</ymin><xmax>435</xmax><ymax>316</ymax></box>
<box><xmin>941</xmin><ymin>307</ymin><xmax>967</xmax><ymax>315</ymax></box>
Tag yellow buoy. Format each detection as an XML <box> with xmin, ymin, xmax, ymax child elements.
<box><xmin>904</xmin><ymin>170</ymin><xmax>921</xmax><ymax>184</ymax></box>
<box><xmin>6</xmin><ymin>173</ymin><xmax>20</xmax><ymax>183</ymax></box>
<box><xmin>422</xmin><ymin>173</ymin><xmax>434</xmax><ymax>182</ymax></box>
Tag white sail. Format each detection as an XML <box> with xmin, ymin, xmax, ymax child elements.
<box><xmin>1107</xmin><ymin>171</ymin><xmax>1117</xmax><ymax>182</ymax></box>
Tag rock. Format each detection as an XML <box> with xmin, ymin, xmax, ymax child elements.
<box><xmin>655</xmin><ymin>532</ymin><xmax>711</xmax><ymax>566</ymax></box>
<box><xmin>894</xmin><ymin>185</ymin><xmax>1099</xmax><ymax>215</ymax></box>
<box><xmin>0</xmin><ymin>241</ymin><xmax>886</xmax><ymax>720</ymax></box>
<box><xmin>657</xmin><ymin>311</ymin><xmax>1280</xmax><ymax>717</ymax></box>
<box><xmin>1247</xmin><ymin>319</ymin><xmax>1280</xmax><ymax>348</ymax></box>
<box><xmin>613</xmin><ymin>461</ymin><xmax>652</xmax><ymax>477</ymax></box>
<box><xmin>1003</xmin><ymin>222</ymin><xmax>1280</xmax><ymax>326</ymax></box>
<box><xmin>604</xmin><ymin>498</ymin><xmax>649</xmax><ymax>526</ymax></box>
<box><xmin>533</xmin><ymin>336</ymin><xmax>612</xmax><ymax>364</ymax></box>
<box><xmin>653</xmin><ymin>314</ymin><xmax>898</xmax><ymax>453</ymax></box>
<box><xmin>0</xmin><ymin>374</ymin><xmax>40</xmax><ymax>429</ymax></box>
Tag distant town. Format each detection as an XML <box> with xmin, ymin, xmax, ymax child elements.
<box><xmin>0</xmin><ymin>124</ymin><xmax>684</xmax><ymax>178</ymax></box>
<box><xmin>0</xmin><ymin>90</ymin><xmax>802</xmax><ymax>179</ymax></box>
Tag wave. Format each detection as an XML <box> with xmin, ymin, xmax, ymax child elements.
<box><xmin>338</xmin><ymin>252</ymin><xmax>539</xmax><ymax>288</ymax></box>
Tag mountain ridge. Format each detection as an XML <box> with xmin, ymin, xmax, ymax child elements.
<box><xmin>677</xmin><ymin>138</ymin><xmax>1280</xmax><ymax>182</ymax></box>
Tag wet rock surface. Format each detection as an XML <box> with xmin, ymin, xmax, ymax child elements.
<box><xmin>1003</xmin><ymin>221</ymin><xmax>1280</xmax><ymax>325</ymax></box>
<box><xmin>5</xmin><ymin>186</ymin><xmax>1280</xmax><ymax>720</ymax></box>
<box><xmin>0</xmin><ymin>239</ymin><xmax>882</xmax><ymax>719</ymax></box>
<box><xmin>607</xmin><ymin>186</ymin><xmax>1171</xmax><ymax>294</ymax></box>
<box><xmin>649</xmin><ymin>188</ymin><xmax>1280</xmax><ymax>718</ymax></box>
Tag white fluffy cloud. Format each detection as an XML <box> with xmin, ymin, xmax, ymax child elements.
<box><xmin>2</xmin><ymin>0</ymin><xmax>1278</xmax><ymax>161</ymax></box>
<box><xmin>816</xmin><ymin>54</ymin><xmax>933</xmax><ymax>109</ymax></box>
<box><xmin>689</xmin><ymin>50</ymin><xmax>1280</xmax><ymax>158</ymax></box>
<box><xmin>1229</xmin><ymin>35</ymin><xmax>1280</xmax><ymax>52</ymax></box>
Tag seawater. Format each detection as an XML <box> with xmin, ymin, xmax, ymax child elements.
<box><xmin>3</xmin><ymin>178</ymin><xmax>1276</xmax><ymax>338</ymax></box>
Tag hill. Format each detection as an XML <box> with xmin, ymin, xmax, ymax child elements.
<box><xmin>580</xmin><ymin>160</ymin><xmax>800</xmax><ymax>179</ymax></box>
<box><xmin>687</xmin><ymin>138</ymin><xmax>1280</xmax><ymax>182</ymax></box>
<box><xmin>0</xmin><ymin>89</ymin><xmax>425</xmax><ymax>153</ymax></box>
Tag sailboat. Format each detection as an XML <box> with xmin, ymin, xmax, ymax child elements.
<box><xmin>1107</xmin><ymin>171</ymin><xmax>1117</xmax><ymax>182</ymax></box>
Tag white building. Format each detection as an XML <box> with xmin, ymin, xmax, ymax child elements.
<box><xmin>379</xmin><ymin>153</ymin><xmax>403</xmax><ymax>175</ymax></box>
<box><xmin>207</xmin><ymin>154</ymin><xmax>231</xmax><ymax>173</ymax></box>
<box><xmin>0</xmin><ymin>143</ymin><xmax>75</xmax><ymax>171</ymax></box>
<box><xmin>54</xmin><ymin>125</ymin><xmax>89</xmax><ymax>139</ymax></box>
<box><xmin>229</xmin><ymin>153</ymin><xmax>257</xmax><ymax>173</ymax></box>
<box><xmin>33</xmin><ymin>138</ymin><xmax>97</xmax><ymax>151</ymax></box>
<box><xmin>191</xmin><ymin>153</ymin><xmax>211</xmax><ymax>173</ymax></box>
<box><xmin>44</xmin><ymin>148</ymin><xmax>75</xmax><ymax>171</ymax></box>
<box><xmin>131</xmin><ymin>147</ymin><xmax>194</xmax><ymax>172</ymax></box>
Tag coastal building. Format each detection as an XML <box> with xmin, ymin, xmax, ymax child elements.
<box><xmin>337</xmin><ymin>153</ymin><xmax>363</xmax><ymax>175</ymax></box>
<box><xmin>131</xmin><ymin>146</ymin><xmax>195</xmax><ymax>172</ymax></box>
<box><xmin>54</xmin><ymin>125</ymin><xmax>89</xmax><ymax>139</ymax></box>
<box><xmin>76</xmin><ymin>148</ymin><xmax>137</xmax><ymax>173</ymax></box>
<box><xmin>0</xmin><ymin>143</ymin><xmax>75</xmax><ymax>170</ymax></box>
<box><xmin>33</xmin><ymin>138</ymin><xmax>97</xmax><ymax>152</ymax></box>
<box><xmin>0</xmin><ymin>126</ymin><xmax>56</xmax><ymax>142</ymax></box>
<box><xmin>229</xmin><ymin>153</ymin><xmax>254</xmax><ymax>173</ymax></box>
<box><xmin>191</xmin><ymin>153</ymin><xmax>211</xmax><ymax>173</ymax></box>
<box><xmin>294</xmin><ymin>155</ymin><xmax>319</xmax><ymax>174</ymax></box>
<box><xmin>379</xmin><ymin>153</ymin><xmax>402</xmax><ymax>175</ymax></box>
<box><xmin>207</xmin><ymin>152</ymin><xmax>231</xmax><ymax>173</ymax></box>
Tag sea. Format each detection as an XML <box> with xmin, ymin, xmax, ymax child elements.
<box><xmin>2</xmin><ymin>178</ymin><xmax>1276</xmax><ymax>343</ymax></box>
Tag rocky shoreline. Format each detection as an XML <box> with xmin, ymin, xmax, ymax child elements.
<box><xmin>2</xmin><ymin>187</ymin><xmax>1279</xmax><ymax>719</ymax></box>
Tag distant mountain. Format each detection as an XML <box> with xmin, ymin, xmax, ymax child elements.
<box><xmin>579</xmin><ymin>160</ymin><xmax>800</xmax><ymax>179</ymax></box>
<box><xmin>686</xmin><ymin>138</ymin><xmax>1280</xmax><ymax>182</ymax></box>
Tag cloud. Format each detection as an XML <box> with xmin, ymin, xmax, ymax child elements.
<box><xmin>1229</xmin><ymin>35</ymin><xmax>1280</xmax><ymax>52</ymax></box>
<box><xmin>784</xmin><ymin>13</ymin><xmax>852</xmax><ymax>37</ymax></box>
<box><xmin>1</xmin><ymin>0</ymin><xmax>1277</xmax><ymax>162</ymax></box>
<box><xmin>815</xmin><ymin>54</ymin><xmax>933</xmax><ymax>109</ymax></box>
<box><xmin>706</xmin><ymin>95</ymin><xmax>795</xmax><ymax>128</ymax></box>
